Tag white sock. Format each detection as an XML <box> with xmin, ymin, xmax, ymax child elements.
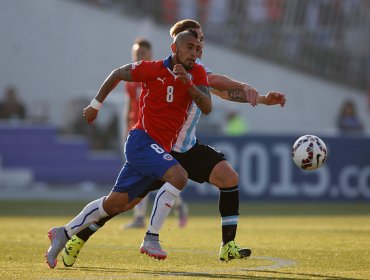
<box><xmin>175</xmin><ymin>195</ymin><xmax>183</xmax><ymax>208</ymax></box>
<box><xmin>65</xmin><ymin>197</ymin><xmax>108</xmax><ymax>237</ymax></box>
<box><xmin>147</xmin><ymin>183</ymin><xmax>180</xmax><ymax>234</ymax></box>
<box><xmin>134</xmin><ymin>195</ymin><xmax>149</xmax><ymax>218</ymax></box>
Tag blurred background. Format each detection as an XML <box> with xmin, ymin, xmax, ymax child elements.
<box><xmin>0</xmin><ymin>0</ymin><xmax>369</xmax><ymax>201</ymax></box>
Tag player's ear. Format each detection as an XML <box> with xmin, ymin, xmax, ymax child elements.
<box><xmin>171</xmin><ymin>43</ymin><xmax>176</xmax><ymax>53</ymax></box>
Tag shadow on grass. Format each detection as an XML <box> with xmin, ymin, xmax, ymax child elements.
<box><xmin>61</xmin><ymin>266</ymin><xmax>362</xmax><ymax>280</ymax></box>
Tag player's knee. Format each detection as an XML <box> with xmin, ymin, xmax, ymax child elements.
<box><xmin>164</xmin><ymin>164</ymin><xmax>188</xmax><ymax>189</ymax></box>
<box><xmin>103</xmin><ymin>194</ymin><xmax>129</xmax><ymax>215</ymax></box>
<box><xmin>175</xmin><ymin>169</ymin><xmax>188</xmax><ymax>189</ymax></box>
<box><xmin>210</xmin><ymin>161</ymin><xmax>239</xmax><ymax>188</ymax></box>
<box><xmin>103</xmin><ymin>203</ymin><xmax>124</xmax><ymax>215</ymax></box>
<box><xmin>229</xmin><ymin>169</ymin><xmax>239</xmax><ymax>186</ymax></box>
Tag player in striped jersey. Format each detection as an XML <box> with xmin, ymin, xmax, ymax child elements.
<box><xmin>45</xmin><ymin>29</ymin><xmax>211</xmax><ymax>269</ymax></box>
<box><xmin>140</xmin><ymin>20</ymin><xmax>285</xmax><ymax>262</ymax></box>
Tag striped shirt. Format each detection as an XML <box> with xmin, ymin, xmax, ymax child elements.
<box><xmin>172</xmin><ymin>58</ymin><xmax>213</xmax><ymax>152</ymax></box>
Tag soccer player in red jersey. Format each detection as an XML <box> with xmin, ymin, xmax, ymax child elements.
<box><xmin>124</xmin><ymin>39</ymin><xmax>188</xmax><ymax>229</ymax></box>
<box><xmin>45</xmin><ymin>29</ymin><xmax>211</xmax><ymax>269</ymax></box>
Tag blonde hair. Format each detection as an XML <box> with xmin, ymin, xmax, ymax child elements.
<box><xmin>170</xmin><ymin>19</ymin><xmax>201</xmax><ymax>38</ymax></box>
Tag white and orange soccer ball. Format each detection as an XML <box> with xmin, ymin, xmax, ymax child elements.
<box><xmin>292</xmin><ymin>135</ymin><xmax>327</xmax><ymax>170</ymax></box>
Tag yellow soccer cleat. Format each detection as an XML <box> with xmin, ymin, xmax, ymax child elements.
<box><xmin>219</xmin><ymin>240</ymin><xmax>252</xmax><ymax>262</ymax></box>
<box><xmin>62</xmin><ymin>235</ymin><xmax>85</xmax><ymax>267</ymax></box>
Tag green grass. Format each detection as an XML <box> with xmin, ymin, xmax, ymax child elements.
<box><xmin>1</xmin><ymin>201</ymin><xmax>369</xmax><ymax>280</ymax></box>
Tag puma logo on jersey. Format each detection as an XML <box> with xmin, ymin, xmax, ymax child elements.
<box><xmin>157</xmin><ymin>77</ymin><xmax>166</xmax><ymax>84</ymax></box>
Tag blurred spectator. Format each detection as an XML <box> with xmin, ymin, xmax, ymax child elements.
<box><xmin>224</xmin><ymin>111</ymin><xmax>248</xmax><ymax>136</ymax></box>
<box><xmin>246</xmin><ymin>0</ymin><xmax>267</xmax><ymax>24</ymax></box>
<box><xmin>0</xmin><ymin>86</ymin><xmax>26</xmax><ymax>121</ymax></box>
<box><xmin>177</xmin><ymin>0</ymin><xmax>197</xmax><ymax>20</ymax></box>
<box><xmin>29</xmin><ymin>100</ymin><xmax>50</xmax><ymax>124</ymax></box>
<box><xmin>336</xmin><ymin>99</ymin><xmax>364</xmax><ymax>135</ymax></box>
<box><xmin>161</xmin><ymin>0</ymin><xmax>178</xmax><ymax>23</ymax></box>
<box><xmin>204</xmin><ymin>0</ymin><xmax>229</xmax><ymax>39</ymax></box>
<box><xmin>265</xmin><ymin>0</ymin><xmax>284</xmax><ymax>23</ymax></box>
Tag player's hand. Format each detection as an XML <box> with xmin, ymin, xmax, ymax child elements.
<box><xmin>83</xmin><ymin>106</ymin><xmax>98</xmax><ymax>124</ymax></box>
<box><xmin>173</xmin><ymin>64</ymin><xmax>191</xmax><ymax>85</ymax></box>
<box><xmin>263</xmin><ymin>91</ymin><xmax>286</xmax><ymax>107</ymax></box>
<box><xmin>243</xmin><ymin>84</ymin><xmax>260</xmax><ymax>107</ymax></box>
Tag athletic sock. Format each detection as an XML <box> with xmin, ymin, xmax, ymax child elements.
<box><xmin>76</xmin><ymin>215</ymin><xmax>115</xmax><ymax>242</ymax></box>
<box><xmin>133</xmin><ymin>195</ymin><xmax>149</xmax><ymax>218</ymax></box>
<box><xmin>147</xmin><ymin>182</ymin><xmax>180</xmax><ymax>234</ymax></box>
<box><xmin>219</xmin><ymin>186</ymin><xmax>239</xmax><ymax>244</ymax></box>
<box><xmin>65</xmin><ymin>196</ymin><xmax>108</xmax><ymax>237</ymax></box>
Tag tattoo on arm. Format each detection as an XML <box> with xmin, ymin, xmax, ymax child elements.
<box><xmin>191</xmin><ymin>85</ymin><xmax>212</xmax><ymax>114</ymax></box>
<box><xmin>227</xmin><ymin>88</ymin><xmax>249</xmax><ymax>103</ymax></box>
<box><xmin>95</xmin><ymin>64</ymin><xmax>132</xmax><ymax>102</ymax></box>
<box><xmin>117</xmin><ymin>64</ymin><xmax>133</xmax><ymax>82</ymax></box>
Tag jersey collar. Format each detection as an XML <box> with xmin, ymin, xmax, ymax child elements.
<box><xmin>163</xmin><ymin>55</ymin><xmax>172</xmax><ymax>69</ymax></box>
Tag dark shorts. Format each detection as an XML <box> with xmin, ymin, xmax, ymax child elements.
<box><xmin>138</xmin><ymin>141</ymin><xmax>225</xmax><ymax>198</ymax></box>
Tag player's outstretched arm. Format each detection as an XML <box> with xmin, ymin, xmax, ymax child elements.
<box><xmin>208</xmin><ymin>74</ymin><xmax>259</xmax><ymax>106</ymax></box>
<box><xmin>208</xmin><ymin>74</ymin><xmax>286</xmax><ymax>107</ymax></box>
<box><xmin>83</xmin><ymin>64</ymin><xmax>133</xmax><ymax>124</ymax></box>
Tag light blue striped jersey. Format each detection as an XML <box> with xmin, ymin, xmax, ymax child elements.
<box><xmin>172</xmin><ymin>58</ymin><xmax>212</xmax><ymax>153</ymax></box>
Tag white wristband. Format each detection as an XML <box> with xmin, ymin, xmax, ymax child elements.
<box><xmin>90</xmin><ymin>99</ymin><xmax>102</xmax><ymax>110</ymax></box>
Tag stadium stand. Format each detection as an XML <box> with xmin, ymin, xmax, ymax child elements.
<box><xmin>0</xmin><ymin>124</ymin><xmax>121</xmax><ymax>185</ymax></box>
<box><xmin>79</xmin><ymin>0</ymin><xmax>369</xmax><ymax>90</ymax></box>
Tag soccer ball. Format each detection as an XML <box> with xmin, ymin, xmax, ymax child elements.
<box><xmin>292</xmin><ymin>135</ymin><xmax>327</xmax><ymax>170</ymax></box>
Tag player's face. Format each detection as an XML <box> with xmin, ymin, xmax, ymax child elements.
<box><xmin>132</xmin><ymin>45</ymin><xmax>152</xmax><ymax>62</ymax></box>
<box><xmin>194</xmin><ymin>28</ymin><xmax>204</xmax><ymax>59</ymax></box>
<box><xmin>175</xmin><ymin>37</ymin><xmax>201</xmax><ymax>70</ymax></box>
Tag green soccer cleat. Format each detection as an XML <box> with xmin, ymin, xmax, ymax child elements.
<box><xmin>62</xmin><ymin>235</ymin><xmax>85</xmax><ymax>267</ymax></box>
<box><xmin>219</xmin><ymin>240</ymin><xmax>252</xmax><ymax>262</ymax></box>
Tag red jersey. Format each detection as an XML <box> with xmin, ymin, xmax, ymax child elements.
<box><xmin>125</xmin><ymin>81</ymin><xmax>140</xmax><ymax>129</ymax></box>
<box><xmin>131</xmin><ymin>56</ymin><xmax>209</xmax><ymax>152</ymax></box>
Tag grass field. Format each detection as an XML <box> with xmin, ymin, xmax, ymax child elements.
<box><xmin>0</xmin><ymin>200</ymin><xmax>369</xmax><ymax>280</ymax></box>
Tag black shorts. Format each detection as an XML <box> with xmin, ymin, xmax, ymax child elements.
<box><xmin>138</xmin><ymin>141</ymin><xmax>225</xmax><ymax>198</ymax></box>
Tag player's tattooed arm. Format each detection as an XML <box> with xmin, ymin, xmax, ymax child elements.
<box><xmin>211</xmin><ymin>85</ymin><xmax>260</xmax><ymax>107</ymax></box>
<box><xmin>94</xmin><ymin>64</ymin><xmax>133</xmax><ymax>103</ymax></box>
<box><xmin>212</xmin><ymin>88</ymin><xmax>286</xmax><ymax>107</ymax></box>
<box><xmin>211</xmin><ymin>88</ymin><xmax>249</xmax><ymax>102</ymax></box>
<box><xmin>207</xmin><ymin>74</ymin><xmax>260</xmax><ymax>106</ymax></box>
<box><xmin>188</xmin><ymin>85</ymin><xmax>212</xmax><ymax>115</ymax></box>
